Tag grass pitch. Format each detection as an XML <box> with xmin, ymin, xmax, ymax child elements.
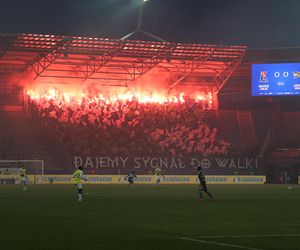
<box><xmin>0</xmin><ymin>184</ymin><xmax>299</xmax><ymax>250</ymax></box>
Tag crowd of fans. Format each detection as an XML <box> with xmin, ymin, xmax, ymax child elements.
<box><xmin>26</xmin><ymin>89</ymin><xmax>230</xmax><ymax>158</ymax></box>
<box><xmin>0</xmin><ymin>111</ymin><xmax>12</xmax><ymax>159</ymax></box>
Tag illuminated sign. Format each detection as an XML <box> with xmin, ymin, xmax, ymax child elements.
<box><xmin>252</xmin><ymin>63</ymin><xmax>300</xmax><ymax>96</ymax></box>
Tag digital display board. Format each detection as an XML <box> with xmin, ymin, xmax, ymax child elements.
<box><xmin>252</xmin><ymin>63</ymin><xmax>300</xmax><ymax>96</ymax></box>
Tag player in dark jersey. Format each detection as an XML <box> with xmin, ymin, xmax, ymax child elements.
<box><xmin>125</xmin><ymin>170</ymin><xmax>137</xmax><ymax>188</ymax></box>
<box><xmin>197</xmin><ymin>166</ymin><xmax>214</xmax><ymax>201</ymax></box>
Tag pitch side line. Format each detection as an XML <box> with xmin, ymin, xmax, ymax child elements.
<box><xmin>180</xmin><ymin>237</ymin><xmax>263</xmax><ymax>250</ymax></box>
<box><xmin>193</xmin><ymin>234</ymin><xmax>300</xmax><ymax>239</ymax></box>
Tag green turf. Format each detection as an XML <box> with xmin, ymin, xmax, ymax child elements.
<box><xmin>0</xmin><ymin>184</ymin><xmax>299</xmax><ymax>250</ymax></box>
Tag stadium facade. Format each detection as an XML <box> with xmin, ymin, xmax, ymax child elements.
<box><xmin>0</xmin><ymin>33</ymin><xmax>299</xmax><ymax>183</ymax></box>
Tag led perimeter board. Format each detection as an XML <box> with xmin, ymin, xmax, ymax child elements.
<box><xmin>252</xmin><ymin>63</ymin><xmax>300</xmax><ymax>96</ymax></box>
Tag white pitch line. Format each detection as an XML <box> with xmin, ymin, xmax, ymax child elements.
<box><xmin>85</xmin><ymin>192</ymin><xmax>108</xmax><ymax>196</ymax></box>
<box><xmin>193</xmin><ymin>234</ymin><xmax>300</xmax><ymax>239</ymax></box>
<box><xmin>180</xmin><ymin>237</ymin><xmax>263</xmax><ymax>250</ymax></box>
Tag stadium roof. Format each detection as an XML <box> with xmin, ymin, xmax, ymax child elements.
<box><xmin>0</xmin><ymin>33</ymin><xmax>246</xmax><ymax>90</ymax></box>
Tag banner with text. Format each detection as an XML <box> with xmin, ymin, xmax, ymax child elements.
<box><xmin>33</xmin><ymin>175</ymin><xmax>266</xmax><ymax>185</ymax></box>
<box><xmin>0</xmin><ymin>175</ymin><xmax>35</xmax><ymax>184</ymax></box>
<box><xmin>72</xmin><ymin>156</ymin><xmax>261</xmax><ymax>174</ymax></box>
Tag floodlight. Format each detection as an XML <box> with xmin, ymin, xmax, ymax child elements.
<box><xmin>121</xmin><ymin>0</ymin><xmax>166</xmax><ymax>42</ymax></box>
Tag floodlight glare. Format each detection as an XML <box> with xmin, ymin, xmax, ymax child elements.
<box><xmin>144</xmin><ymin>0</ymin><xmax>149</xmax><ymax>2</ymax></box>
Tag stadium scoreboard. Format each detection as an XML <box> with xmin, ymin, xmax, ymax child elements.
<box><xmin>252</xmin><ymin>63</ymin><xmax>300</xmax><ymax>96</ymax></box>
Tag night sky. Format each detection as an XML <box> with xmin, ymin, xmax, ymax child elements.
<box><xmin>0</xmin><ymin>0</ymin><xmax>299</xmax><ymax>48</ymax></box>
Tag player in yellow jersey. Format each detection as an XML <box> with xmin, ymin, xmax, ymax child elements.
<box><xmin>73</xmin><ymin>166</ymin><xmax>87</xmax><ymax>201</ymax></box>
<box><xmin>19</xmin><ymin>165</ymin><xmax>27</xmax><ymax>191</ymax></box>
<box><xmin>154</xmin><ymin>167</ymin><xmax>164</xmax><ymax>186</ymax></box>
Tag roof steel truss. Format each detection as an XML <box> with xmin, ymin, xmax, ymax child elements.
<box><xmin>125</xmin><ymin>43</ymin><xmax>177</xmax><ymax>86</ymax></box>
<box><xmin>28</xmin><ymin>38</ymin><xmax>73</xmax><ymax>79</ymax></box>
<box><xmin>168</xmin><ymin>47</ymin><xmax>217</xmax><ymax>89</ymax></box>
<box><xmin>0</xmin><ymin>33</ymin><xmax>247</xmax><ymax>88</ymax></box>
<box><xmin>216</xmin><ymin>50</ymin><xmax>246</xmax><ymax>92</ymax></box>
<box><xmin>0</xmin><ymin>34</ymin><xmax>17</xmax><ymax>59</ymax></box>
